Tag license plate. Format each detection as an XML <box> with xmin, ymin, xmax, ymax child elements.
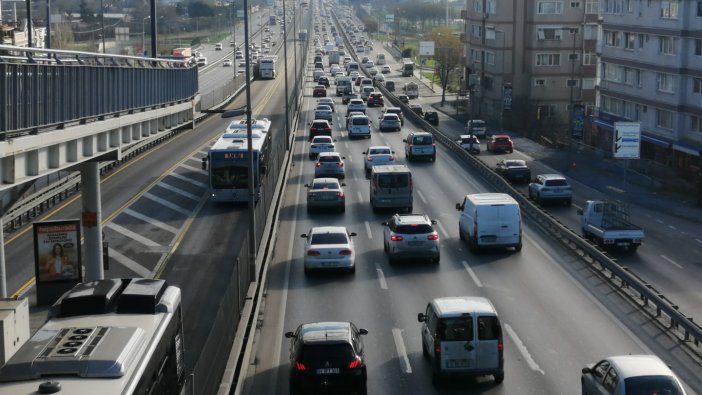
<box><xmin>321</xmin><ymin>262</ymin><xmax>337</xmax><ymax>267</ymax></box>
<box><xmin>408</xmin><ymin>241</ymin><xmax>423</xmax><ymax>246</ymax></box>
<box><xmin>318</xmin><ymin>194</ymin><xmax>335</xmax><ymax>200</ymax></box>
<box><xmin>481</xmin><ymin>236</ymin><xmax>497</xmax><ymax>243</ymax></box>
<box><xmin>315</xmin><ymin>368</ymin><xmax>340</xmax><ymax>375</ymax></box>
<box><xmin>447</xmin><ymin>359</ymin><xmax>469</xmax><ymax>368</ymax></box>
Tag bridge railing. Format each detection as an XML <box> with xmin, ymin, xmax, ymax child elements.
<box><xmin>0</xmin><ymin>45</ymin><xmax>198</xmax><ymax>140</ymax></box>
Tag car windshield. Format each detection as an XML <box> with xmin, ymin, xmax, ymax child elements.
<box><xmin>299</xmin><ymin>344</ymin><xmax>354</xmax><ymax>365</ymax></box>
<box><xmin>310</xmin><ymin>233</ymin><xmax>348</xmax><ymax>244</ymax></box>
<box><xmin>312</xmin><ymin>122</ymin><xmax>328</xmax><ymax>128</ymax></box>
<box><xmin>369</xmin><ymin>148</ymin><xmax>391</xmax><ymax>155</ymax></box>
<box><xmin>313</xmin><ymin>137</ymin><xmax>332</xmax><ymax>143</ymax></box>
<box><xmin>378</xmin><ymin>174</ymin><xmax>409</xmax><ymax>188</ymax></box>
<box><xmin>395</xmin><ymin>224</ymin><xmax>433</xmax><ymax>234</ymax></box>
<box><xmin>623</xmin><ymin>376</ymin><xmax>684</xmax><ymax>395</ymax></box>
<box><xmin>412</xmin><ymin>136</ymin><xmax>433</xmax><ymax>145</ymax></box>
<box><xmin>311</xmin><ymin>182</ymin><xmax>339</xmax><ymax>189</ymax></box>
<box><xmin>462</xmin><ymin>137</ymin><xmax>478</xmax><ymax>143</ymax></box>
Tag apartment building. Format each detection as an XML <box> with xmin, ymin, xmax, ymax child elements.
<box><xmin>596</xmin><ymin>0</ymin><xmax>702</xmax><ymax>176</ymax></box>
<box><xmin>463</xmin><ymin>0</ymin><xmax>598</xmax><ymax>138</ymax></box>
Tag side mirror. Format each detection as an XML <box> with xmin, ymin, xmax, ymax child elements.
<box><xmin>402</xmin><ymin>139</ymin><xmax>407</xmax><ymax>143</ymax></box>
<box><xmin>577</xmin><ymin>208</ymin><xmax>584</xmax><ymax>215</ymax></box>
<box><xmin>431</xmin><ymin>220</ymin><xmax>437</xmax><ymax>225</ymax></box>
<box><xmin>362</xmin><ymin>151</ymin><xmax>367</xmax><ymax>155</ymax></box>
<box><xmin>349</xmin><ymin>232</ymin><xmax>358</xmax><ymax>237</ymax></box>
<box><xmin>304</xmin><ymin>184</ymin><xmax>310</xmax><ymax>188</ymax></box>
<box><xmin>342</xmin><ymin>156</ymin><xmax>346</xmax><ymax>159</ymax></box>
<box><xmin>391</xmin><ymin>151</ymin><xmax>395</xmax><ymax>154</ymax></box>
<box><xmin>381</xmin><ymin>221</ymin><xmax>388</xmax><ymax>226</ymax></box>
<box><xmin>300</xmin><ymin>234</ymin><xmax>308</xmax><ymax>238</ymax></box>
<box><xmin>358</xmin><ymin>328</ymin><xmax>369</xmax><ymax>335</ymax></box>
<box><xmin>581</xmin><ymin>367</ymin><xmax>591</xmax><ymax>374</ymax></box>
<box><xmin>285</xmin><ymin>331</ymin><xmax>295</xmax><ymax>338</ymax></box>
<box><xmin>455</xmin><ymin>203</ymin><xmax>463</xmax><ymax>211</ymax></box>
<box><xmin>201</xmin><ymin>157</ymin><xmax>208</xmax><ymax>170</ymax></box>
<box><xmin>341</xmin><ymin>183</ymin><xmax>346</xmax><ymax>186</ymax></box>
<box><xmin>333</xmin><ymin>139</ymin><xmax>337</xmax><ymax>142</ymax></box>
<box><xmin>417</xmin><ymin>313</ymin><xmax>426</xmax><ymax>322</ymax></box>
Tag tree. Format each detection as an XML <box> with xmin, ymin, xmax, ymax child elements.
<box><xmin>187</xmin><ymin>1</ymin><xmax>215</xmax><ymax>18</ymax></box>
<box><xmin>79</xmin><ymin>0</ymin><xmax>96</xmax><ymax>23</ymax></box>
<box><xmin>431</xmin><ymin>27</ymin><xmax>462</xmax><ymax>107</ymax></box>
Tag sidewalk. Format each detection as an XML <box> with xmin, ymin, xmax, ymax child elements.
<box><xmin>412</xmin><ymin>75</ymin><xmax>702</xmax><ymax>223</ymax></box>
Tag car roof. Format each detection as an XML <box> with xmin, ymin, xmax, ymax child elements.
<box><xmin>368</xmin><ymin>145</ymin><xmax>391</xmax><ymax>151</ymax></box>
<box><xmin>300</xmin><ymin>322</ymin><xmax>353</xmax><ymax>344</ymax></box>
<box><xmin>311</xmin><ymin>135</ymin><xmax>332</xmax><ymax>141</ymax></box>
<box><xmin>312</xmin><ymin>120</ymin><xmax>330</xmax><ymax>125</ymax></box>
<box><xmin>318</xmin><ymin>151</ymin><xmax>341</xmax><ymax>157</ymax></box>
<box><xmin>393</xmin><ymin>213</ymin><xmax>431</xmax><ymax>225</ymax></box>
<box><xmin>459</xmin><ymin>134</ymin><xmax>479</xmax><ymax>139</ymax></box>
<box><xmin>310</xmin><ymin>226</ymin><xmax>348</xmax><ymax>235</ymax></box>
<box><xmin>492</xmin><ymin>134</ymin><xmax>511</xmax><ymax>138</ymax></box>
<box><xmin>382</xmin><ymin>114</ymin><xmax>399</xmax><ymax>119</ymax></box>
<box><xmin>431</xmin><ymin>296</ymin><xmax>497</xmax><ymax>318</ymax></box>
<box><xmin>316</xmin><ymin>105</ymin><xmax>332</xmax><ymax>110</ymax></box>
<box><xmin>503</xmin><ymin>159</ymin><xmax>526</xmax><ymax>165</ymax></box>
<box><xmin>606</xmin><ymin>355</ymin><xmax>677</xmax><ymax>379</ymax></box>
<box><xmin>538</xmin><ymin>174</ymin><xmax>566</xmax><ymax>181</ymax></box>
<box><xmin>311</xmin><ymin>177</ymin><xmax>340</xmax><ymax>185</ymax></box>
<box><xmin>410</xmin><ymin>131</ymin><xmax>432</xmax><ymax>136</ymax></box>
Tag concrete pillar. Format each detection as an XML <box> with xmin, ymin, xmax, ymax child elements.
<box><xmin>80</xmin><ymin>162</ymin><xmax>104</xmax><ymax>281</ymax></box>
<box><xmin>0</xmin><ymin>217</ymin><xmax>6</xmax><ymax>298</ymax></box>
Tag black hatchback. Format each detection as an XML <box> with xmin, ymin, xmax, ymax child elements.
<box><xmin>424</xmin><ymin>111</ymin><xmax>439</xmax><ymax>126</ymax></box>
<box><xmin>286</xmin><ymin>322</ymin><xmax>368</xmax><ymax>395</ymax></box>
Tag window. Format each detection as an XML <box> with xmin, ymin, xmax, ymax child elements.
<box><xmin>604</xmin><ymin>31</ymin><xmax>620</xmax><ymax>47</ymax></box>
<box><xmin>698</xmin><ymin>1</ymin><xmax>702</xmax><ymax>17</ymax></box>
<box><xmin>692</xmin><ymin>116</ymin><xmax>701</xmax><ymax>132</ymax></box>
<box><xmin>571</xmin><ymin>1</ymin><xmax>581</xmax><ymax>7</ymax></box>
<box><xmin>537</xmin><ymin>1</ymin><xmax>563</xmax><ymax>14</ymax></box>
<box><xmin>603</xmin><ymin>0</ymin><xmax>628</xmax><ymax>14</ymax></box>
<box><xmin>583</xmin><ymin>24</ymin><xmax>598</xmax><ymax>40</ymax></box>
<box><xmin>636</xmin><ymin>69</ymin><xmax>642</xmax><ymax>86</ymax></box>
<box><xmin>624</xmin><ymin>32</ymin><xmax>636</xmax><ymax>50</ymax></box>
<box><xmin>694</xmin><ymin>77</ymin><xmax>702</xmax><ymax>94</ymax></box>
<box><xmin>534</xmin><ymin>79</ymin><xmax>546</xmax><ymax>86</ymax></box>
<box><xmin>583</xmin><ymin>52</ymin><xmax>597</xmax><ymax>65</ymax></box>
<box><xmin>582</xmin><ymin>78</ymin><xmax>596</xmax><ymax>89</ymax></box>
<box><xmin>603</xmin><ymin>63</ymin><xmax>624</xmax><ymax>82</ymax></box>
<box><xmin>585</xmin><ymin>0</ymin><xmax>599</xmax><ymax>14</ymax></box>
<box><xmin>537</xmin><ymin>105</ymin><xmax>557</xmax><ymax>118</ymax></box>
<box><xmin>484</xmin><ymin>76</ymin><xmax>494</xmax><ymax>91</ymax></box>
<box><xmin>474</xmin><ymin>0</ymin><xmax>497</xmax><ymax>13</ymax></box>
<box><xmin>472</xmin><ymin>24</ymin><xmax>482</xmax><ymax>38</ymax></box>
<box><xmin>657</xmin><ymin>73</ymin><xmax>674</xmax><ymax>92</ymax></box>
<box><xmin>478</xmin><ymin>317</ymin><xmax>501</xmax><ymax>340</ymax></box>
<box><xmin>603</xmin><ymin>368</ymin><xmax>619</xmax><ymax>392</ymax></box>
<box><xmin>623</xmin><ymin>102</ymin><xmax>635</xmax><ymax>119</ymax></box>
<box><xmin>537</xmin><ymin>27</ymin><xmax>563</xmax><ymax>40</ymax></box>
<box><xmin>638</xmin><ymin>34</ymin><xmax>646</xmax><ymax>49</ymax></box>
<box><xmin>656</xmin><ymin>109</ymin><xmax>673</xmax><ymax>129</ymax></box>
<box><xmin>438</xmin><ymin>318</ymin><xmax>474</xmax><ymax>341</ymax></box>
<box><xmin>695</xmin><ymin>39</ymin><xmax>702</xmax><ymax>56</ymax></box>
<box><xmin>567</xmin><ymin>79</ymin><xmax>579</xmax><ymax>87</ymax></box>
<box><xmin>536</xmin><ymin>53</ymin><xmax>561</xmax><ymax>66</ymax></box>
<box><xmin>470</xmin><ymin>49</ymin><xmax>482</xmax><ymax>63</ymax></box>
<box><xmin>485</xmin><ymin>51</ymin><xmax>495</xmax><ymax>66</ymax></box>
<box><xmin>624</xmin><ymin>67</ymin><xmax>636</xmax><ymax>85</ymax></box>
<box><xmin>659</xmin><ymin>36</ymin><xmax>676</xmax><ymax>55</ymax></box>
<box><xmin>660</xmin><ymin>0</ymin><xmax>679</xmax><ymax>19</ymax></box>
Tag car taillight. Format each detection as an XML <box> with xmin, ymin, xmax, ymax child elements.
<box><xmin>294</xmin><ymin>361</ymin><xmax>307</xmax><ymax>371</ymax></box>
<box><xmin>339</xmin><ymin>249</ymin><xmax>352</xmax><ymax>255</ymax></box>
<box><xmin>310</xmin><ymin>128</ymin><xmax>314</xmax><ymax>132</ymax></box>
<box><xmin>307</xmin><ymin>250</ymin><xmax>320</xmax><ymax>256</ymax></box>
<box><xmin>389</xmin><ymin>155</ymin><xmax>395</xmax><ymax>161</ymax></box>
<box><xmin>348</xmin><ymin>357</ymin><xmax>362</xmax><ymax>369</ymax></box>
<box><xmin>432</xmin><ymin>143</ymin><xmax>436</xmax><ymax>147</ymax></box>
<box><xmin>390</xmin><ymin>235</ymin><xmax>403</xmax><ymax>241</ymax></box>
<box><xmin>315</xmin><ymin>163</ymin><xmax>321</xmax><ymax>167</ymax></box>
<box><xmin>427</xmin><ymin>234</ymin><xmax>439</xmax><ymax>240</ymax></box>
<box><xmin>434</xmin><ymin>341</ymin><xmax>441</xmax><ymax>354</ymax></box>
<box><xmin>339</xmin><ymin>162</ymin><xmax>344</xmax><ymax>167</ymax></box>
<box><xmin>498</xmin><ymin>341</ymin><xmax>504</xmax><ymax>352</ymax></box>
<box><xmin>325</xmin><ymin>127</ymin><xmax>331</xmax><ymax>132</ymax></box>
<box><xmin>367</xmin><ymin>156</ymin><xmax>373</xmax><ymax>161</ymax></box>
<box><xmin>337</xmin><ymin>192</ymin><xmax>345</xmax><ymax>198</ymax></box>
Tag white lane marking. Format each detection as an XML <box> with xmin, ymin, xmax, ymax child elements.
<box><xmin>504</xmin><ymin>324</ymin><xmax>544</xmax><ymax>375</ymax></box>
<box><xmin>347</xmin><ymin>155</ymin><xmax>353</xmax><ymax>163</ymax></box>
<box><xmin>697</xmin><ymin>239</ymin><xmax>702</xmax><ymax>244</ymax></box>
<box><xmin>344</xmin><ymin>142</ymin><xmax>349</xmax><ymax>149</ymax></box>
<box><xmin>170</xmin><ymin>172</ymin><xmax>207</xmax><ymax>188</ymax></box>
<box><xmin>375</xmin><ymin>264</ymin><xmax>388</xmax><ymax>290</ymax></box>
<box><xmin>123</xmin><ymin>208</ymin><xmax>179</xmax><ymax>234</ymax></box>
<box><xmin>179</xmin><ymin>163</ymin><xmax>202</xmax><ymax>173</ymax></box>
<box><xmin>668</xmin><ymin>225</ymin><xmax>677</xmax><ymax>230</ymax></box>
<box><xmin>158</xmin><ymin>181</ymin><xmax>200</xmax><ymax>201</ymax></box>
<box><xmin>143</xmin><ymin>192</ymin><xmax>191</xmax><ymax>216</ymax></box>
<box><xmin>416</xmin><ymin>189</ymin><xmax>427</xmax><ymax>204</ymax></box>
<box><xmin>435</xmin><ymin>222</ymin><xmax>449</xmax><ymax>239</ymax></box>
<box><xmin>656</xmin><ymin>219</ymin><xmax>664</xmax><ymax>224</ymax></box>
<box><xmin>199</xmin><ymin>150</ymin><xmax>208</xmax><ymax>155</ymax></box>
<box><xmin>353</xmin><ymin>173</ymin><xmax>358</xmax><ymax>181</ymax></box>
<box><xmin>660</xmin><ymin>255</ymin><xmax>683</xmax><ymax>269</ymax></box>
<box><xmin>392</xmin><ymin>328</ymin><xmax>413</xmax><ymax>374</ymax></box>
<box><xmin>364</xmin><ymin>221</ymin><xmax>373</xmax><ymax>239</ymax></box>
<box><xmin>461</xmin><ymin>261</ymin><xmax>483</xmax><ymax>288</ymax></box>
<box><xmin>108</xmin><ymin>247</ymin><xmax>152</xmax><ymax>278</ymax></box>
<box><xmin>105</xmin><ymin>222</ymin><xmax>160</xmax><ymax>248</ymax></box>
<box><xmin>357</xmin><ymin>191</ymin><xmax>364</xmax><ymax>203</ymax></box>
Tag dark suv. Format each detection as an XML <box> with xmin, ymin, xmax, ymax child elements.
<box><xmin>286</xmin><ymin>322</ymin><xmax>368</xmax><ymax>395</ymax></box>
<box><xmin>309</xmin><ymin>120</ymin><xmax>332</xmax><ymax>141</ymax></box>
<box><xmin>367</xmin><ymin>92</ymin><xmax>384</xmax><ymax>107</ymax></box>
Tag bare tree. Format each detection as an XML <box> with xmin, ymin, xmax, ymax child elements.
<box><xmin>431</xmin><ymin>27</ymin><xmax>462</xmax><ymax>107</ymax></box>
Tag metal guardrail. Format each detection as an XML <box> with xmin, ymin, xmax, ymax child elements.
<box><xmin>334</xmin><ymin>11</ymin><xmax>702</xmax><ymax>351</ymax></box>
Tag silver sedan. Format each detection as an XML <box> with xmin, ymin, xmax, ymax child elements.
<box><xmin>305</xmin><ymin>178</ymin><xmax>346</xmax><ymax>213</ymax></box>
<box><xmin>301</xmin><ymin>226</ymin><xmax>357</xmax><ymax>274</ymax></box>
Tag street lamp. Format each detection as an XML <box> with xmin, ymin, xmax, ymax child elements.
<box><xmin>282</xmin><ymin>0</ymin><xmax>291</xmax><ymax>150</ymax></box>
<box><xmin>562</xmin><ymin>26</ymin><xmax>580</xmax><ymax>171</ymax></box>
<box><xmin>241</xmin><ymin>0</ymin><xmax>257</xmax><ymax>281</ymax></box>
<box><xmin>141</xmin><ymin>16</ymin><xmax>151</xmax><ymax>56</ymax></box>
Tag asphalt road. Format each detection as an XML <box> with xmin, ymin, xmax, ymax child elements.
<box><xmin>241</xmin><ymin>7</ymin><xmax>702</xmax><ymax>395</ymax></box>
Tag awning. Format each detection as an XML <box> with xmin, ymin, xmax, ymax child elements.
<box><xmin>594</xmin><ymin>119</ymin><xmax>613</xmax><ymax>130</ymax></box>
<box><xmin>672</xmin><ymin>140</ymin><xmax>701</xmax><ymax>156</ymax></box>
<box><xmin>641</xmin><ymin>134</ymin><xmax>671</xmax><ymax>148</ymax></box>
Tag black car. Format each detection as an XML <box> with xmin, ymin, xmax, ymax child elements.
<box><xmin>397</xmin><ymin>94</ymin><xmax>409</xmax><ymax>104</ymax></box>
<box><xmin>318</xmin><ymin>76</ymin><xmax>330</xmax><ymax>88</ymax></box>
<box><xmin>286</xmin><ymin>322</ymin><xmax>368</xmax><ymax>395</ymax></box>
<box><xmin>423</xmin><ymin>111</ymin><xmax>439</xmax><ymax>126</ymax></box>
<box><xmin>495</xmin><ymin>159</ymin><xmax>531</xmax><ymax>183</ymax></box>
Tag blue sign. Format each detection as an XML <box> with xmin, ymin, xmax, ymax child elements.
<box><xmin>571</xmin><ymin>104</ymin><xmax>585</xmax><ymax>139</ymax></box>
<box><xmin>502</xmin><ymin>85</ymin><xmax>512</xmax><ymax>111</ymax></box>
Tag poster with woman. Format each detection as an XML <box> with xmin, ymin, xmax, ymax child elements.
<box><xmin>33</xmin><ymin>220</ymin><xmax>82</xmax><ymax>283</ymax></box>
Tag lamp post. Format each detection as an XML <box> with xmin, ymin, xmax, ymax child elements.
<box><xmin>142</xmin><ymin>16</ymin><xmax>150</xmax><ymax>55</ymax></box>
<box><xmin>242</xmin><ymin>0</ymin><xmax>257</xmax><ymax>281</ymax></box>
<box><xmin>283</xmin><ymin>0</ymin><xmax>290</xmax><ymax>150</ymax></box>
<box><xmin>563</xmin><ymin>26</ymin><xmax>580</xmax><ymax>171</ymax></box>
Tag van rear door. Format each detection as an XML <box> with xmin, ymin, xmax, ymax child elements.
<box><xmin>476</xmin><ymin>204</ymin><xmax>519</xmax><ymax>245</ymax></box>
<box><xmin>475</xmin><ymin>315</ymin><xmax>501</xmax><ymax>370</ymax></box>
<box><xmin>437</xmin><ymin>317</ymin><xmax>476</xmax><ymax>372</ymax></box>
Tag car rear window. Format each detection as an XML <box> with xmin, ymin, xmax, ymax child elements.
<box><xmin>395</xmin><ymin>224</ymin><xmax>433</xmax><ymax>234</ymax></box>
<box><xmin>352</xmin><ymin>118</ymin><xmax>368</xmax><ymax>125</ymax></box>
<box><xmin>477</xmin><ymin>316</ymin><xmax>501</xmax><ymax>340</ymax></box>
<box><xmin>310</xmin><ymin>233</ymin><xmax>348</xmax><ymax>244</ymax></box>
<box><xmin>312</xmin><ymin>182</ymin><xmax>338</xmax><ymax>189</ymax></box>
<box><xmin>623</xmin><ymin>376</ymin><xmax>684</xmax><ymax>395</ymax></box>
<box><xmin>495</xmin><ymin>137</ymin><xmax>511</xmax><ymax>143</ymax></box>
<box><xmin>438</xmin><ymin>317</ymin><xmax>474</xmax><ymax>341</ymax></box>
<box><xmin>312</xmin><ymin>122</ymin><xmax>328</xmax><ymax>128</ymax></box>
<box><xmin>377</xmin><ymin>174</ymin><xmax>409</xmax><ymax>188</ymax></box>
<box><xmin>544</xmin><ymin>179</ymin><xmax>568</xmax><ymax>187</ymax></box>
<box><xmin>369</xmin><ymin>148</ymin><xmax>391</xmax><ymax>155</ymax></box>
<box><xmin>319</xmin><ymin>156</ymin><xmax>340</xmax><ymax>163</ymax></box>
<box><xmin>412</xmin><ymin>135</ymin><xmax>433</xmax><ymax>145</ymax></box>
<box><xmin>300</xmin><ymin>344</ymin><xmax>354</xmax><ymax>365</ymax></box>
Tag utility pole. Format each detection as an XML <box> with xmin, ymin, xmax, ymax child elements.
<box><xmin>150</xmin><ymin>0</ymin><xmax>157</xmax><ymax>58</ymax></box>
<box><xmin>283</xmin><ymin>0</ymin><xmax>290</xmax><ymax>150</ymax></box>
<box><xmin>45</xmin><ymin>0</ymin><xmax>51</xmax><ymax>48</ymax></box>
<box><xmin>478</xmin><ymin>0</ymin><xmax>487</xmax><ymax>118</ymax></box>
<box><xmin>243</xmin><ymin>0</ymin><xmax>257</xmax><ymax>281</ymax></box>
<box><xmin>26</xmin><ymin>0</ymin><xmax>33</xmax><ymax>47</ymax></box>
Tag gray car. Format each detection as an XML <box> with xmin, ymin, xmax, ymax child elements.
<box><xmin>314</xmin><ymin>152</ymin><xmax>346</xmax><ymax>179</ymax></box>
<box><xmin>528</xmin><ymin>174</ymin><xmax>572</xmax><ymax>206</ymax></box>
<box><xmin>382</xmin><ymin>214</ymin><xmax>440</xmax><ymax>264</ymax></box>
<box><xmin>581</xmin><ymin>354</ymin><xmax>686</xmax><ymax>395</ymax></box>
<box><xmin>305</xmin><ymin>178</ymin><xmax>346</xmax><ymax>213</ymax></box>
<box><xmin>378</xmin><ymin>114</ymin><xmax>402</xmax><ymax>132</ymax></box>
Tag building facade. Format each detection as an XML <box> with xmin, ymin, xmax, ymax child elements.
<box><xmin>463</xmin><ymin>0</ymin><xmax>598</xmax><ymax>139</ymax></box>
<box><xmin>596</xmin><ymin>0</ymin><xmax>702</xmax><ymax>176</ymax></box>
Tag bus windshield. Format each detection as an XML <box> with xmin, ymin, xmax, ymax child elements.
<box><xmin>211</xmin><ymin>165</ymin><xmax>249</xmax><ymax>189</ymax></box>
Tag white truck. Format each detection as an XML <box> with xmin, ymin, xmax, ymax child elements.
<box><xmin>403</xmin><ymin>82</ymin><xmax>419</xmax><ymax>99</ymax></box>
<box><xmin>336</xmin><ymin>76</ymin><xmax>352</xmax><ymax>96</ymax></box>
<box><xmin>254</xmin><ymin>56</ymin><xmax>277</xmax><ymax>79</ymax></box>
<box><xmin>375</xmin><ymin>53</ymin><xmax>386</xmax><ymax>65</ymax></box>
<box><xmin>328</xmin><ymin>50</ymin><xmax>341</xmax><ymax>66</ymax></box>
<box><xmin>456</xmin><ymin>193</ymin><xmax>522</xmax><ymax>252</ymax></box>
<box><xmin>577</xmin><ymin>200</ymin><xmax>644</xmax><ymax>252</ymax></box>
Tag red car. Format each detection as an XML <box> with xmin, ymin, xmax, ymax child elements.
<box><xmin>487</xmin><ymin>134</ymin><xmax>514</xmax><ymax>153</ymax></box>
<box><xmin>312</xmin><ymin>85</ymin><xmax>327</xmax><ymax>97</ymax></box>
<box><xmin>367</xmin><ymin>92</ymin><xmax>384</xmax><ymax>107</ymax></box>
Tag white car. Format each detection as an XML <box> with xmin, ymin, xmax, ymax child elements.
<box><xmin>222</xmin><ymin>59</ymin><xmax>233</xmax><ymax>67</ymax></box>
<box><xmin>373</xmin><ymin>74</ymin><xmax>385</xmax><ymax>83</ymax></box>
<box><xmin>317</xmin><ymin>97</ymin><xmax>335</xmax><ymax>112</ymax></box>
<box><xmin>364</xmin><ymin>60</ymin><xmax>375</xmax><ymax>69</ymax></box>
<box><xmin>301</xmin><ymin>226</ymin><xmax>357</xmax><ymax>274</ymax></box>
<box><xmin>381</xmin><ymin>65</ymin><xmax>391</xmax><ymax>74</ymax></box>
<box><xmin>314</xmin><ymin>105</ymin><xmax>333</xmax><ymax>122</ymax></box>
<box><xmin>363</xmin><ymin>146</ymin><xmax>395</xmax><ymax>175</ymax></box>
<box><xmin>346</xmin><ymin>99</ymin><xmax>366</xmax><ymax>115</ymax></box>
<box><xmin>367</xmin><ymin>67</ymin><xmax>379</xmax><ymax>76</ymax></box>
<box><xmin>309</xmin><ymin>135</ymin><xmax>336</xmax><ymax>158</ymax></box>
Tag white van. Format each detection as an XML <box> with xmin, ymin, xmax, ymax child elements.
<box><xmin>336</xmin><ymin>76</ymin><xmax>352</xmax><ymax>96</ymax></box>
<box><xmin>360</xmin><ymin>86</ymin><xmax>374</xmax><ymax>101</ymax></box>
<box><xmin>370</xmin><ymin>165</ymin><xmax>413</xmax><ymax>212</ymax></box>
<box><xmin>418</xmin><ymin>296</ymin><xmax>504</xmax><ymax>385</ymax></box>
<box><xmin>455</xmin><ymin>193</ymin><xmax>522</xmax><ymax>252</ymax></box>
<box><xmin>346</xmin><ymin>61</ymin><xmax>359</xmax><ymax>73</ymax></box>
<box><xmin>347</xmin><ymin>114</ymin><xmax>371</xmax><ymax>139</ymax></box>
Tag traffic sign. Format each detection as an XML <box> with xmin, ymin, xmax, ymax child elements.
<box><xmin>419</xmin><ymin>41</ymin><xmax>435</xmax><ymax>56</ymax></box>
<box><xmin>612</xmin><ymin>122</ymin><xmax>641</xmax><ymax>159</ymax></box>
<box><xmin>385</xmin><ymin>14</ymin><xmax>394</xmax><ymax>23</ymax></box>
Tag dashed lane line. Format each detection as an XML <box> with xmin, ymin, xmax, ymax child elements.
<box><xmin>435</xmin><ymin>221</ymin><xmax>449</xmax><ymax>239</ymax></box>
<box><xmin>416</xmin><ymin>189</ymin><xmax>427</xmax><ymax>204</ymax></box>
<box><xmin>170</xmin><ymin>172</ymin><xmax>207</xmax><ymax>188</ymax></box>
<box><xmin>108</xmin><ymin>247</ymin><xmax>152</xmax><ymax>278</ymax></box>
<box><xmin>123</xmin><ymin>208</ymin><xmax>179</xmax><ymax>234</ymax></box>
<box><xmin>461</xmin><ymin>260</ymin><xmax>483</xmax><ymax>288</ymax></box>
<box><xmin>364</xmin><ymin>221</ymin><xmax>373</xmax><ymax>239</ymax></box>
<box><xmin>375</xmin><ymin>264</ymin><xmax>388</xmax><ymax>290</ymax></box>
<box><xmin>105</xmin><ymin>222</ymin><xmax>160</xmax><ymax>248</ymax></box>
<box><xmin>357</xmin><ymin>191</ymin><xmax>364</xmax><ymax>203</ymax></box>
<box><xmin>143</xmin><ymin>192</ymin><xmax>192</xmax><ymax>216</ymax></box>
<box><xmin>157</xmin><ymin>181</ymin><xmax>201</xmax><ymax>201</ymax></box>
<box><xmin>392</xmin><ymin>328</ymin><xmax>413</xmax><ymax>374</ymax></box>
<box><xmin>661</xmin><ymin>255</ymin><xmax>683</xmax><ymax>269</ymax></box>
<box><xmin>179</xmin><ymin>163</ymin><xmax>202</xmax><ymax>173</ymax></box>
<box><xmin>504</xmin><ymin>323</ymin><xmax>544</xmax><ymax>375</ymax></box>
